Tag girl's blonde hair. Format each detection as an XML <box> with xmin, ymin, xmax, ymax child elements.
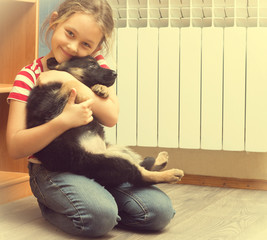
<box><xmin>41</xmin><ymin>0</ymin><xmax>114</xmax><ymax>55</ymax></box>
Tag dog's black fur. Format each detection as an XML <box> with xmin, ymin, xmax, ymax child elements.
<box><xmin>26</xmin><ymin>55</ymin><xmax>184</xmax><ymax>187</ymax></box>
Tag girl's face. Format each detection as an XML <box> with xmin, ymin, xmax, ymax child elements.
<box><xmin>50</xmin><ymin>12</ymin><xmax>103</xmax><ymax>63</ymax></box>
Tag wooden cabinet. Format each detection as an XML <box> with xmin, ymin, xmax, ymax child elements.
<box><xmin>0</xmin><ymin>0</ymin><xmax>38</xmax><ymax>92</ymax></box>
<box><xmin>0</xmin><ymin>0</ymin><xmax>39</xmax><ymax>203</ymax></box>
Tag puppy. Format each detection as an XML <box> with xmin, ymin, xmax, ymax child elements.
<box><xmin>26</xmin><ymin>55</ymin><xmax>184</xmax><ymax>187</ymax></box>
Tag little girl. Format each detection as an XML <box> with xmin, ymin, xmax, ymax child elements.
<box><xmin>6</xmin><ymin>0</ymin><xmax>175</xmax><ymax>237</ymax></box>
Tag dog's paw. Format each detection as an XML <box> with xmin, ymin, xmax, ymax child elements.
<box><xmin>152</xmin><ymin>151</ymin><xmax>169</xmax><ymax>171</ymax></box>
<box><xmin>163</xmin><ymin>169</ymin><xmax>184</xmax><ymax>183</ymax></box>
<box><xmin>91</xmin><ymin>84</ymin><xmax>109</xmax><ymax>98</ymax></box>
<box><xmin>156</xmin><ymin>151</ymin><xmax>169</xmax><ymax>164</ymax></box>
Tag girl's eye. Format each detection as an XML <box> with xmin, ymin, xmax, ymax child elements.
<box><xmin>82</xmin><ymin>42</ymin><xmax>91</xmax><ymax>48</ymax></box>
<box><xmin>66</xmin><ymin>30</ymin><xmax>74</xmax><ymax>37</ymax></box>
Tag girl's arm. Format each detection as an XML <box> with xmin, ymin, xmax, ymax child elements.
<box><xmin>6</xmin><ymin>89</ymin><xmax>94</xmax><ymax>159</ymax></box>
<box><xmin>38</xmin><ymin>70</ymin><xmax>120</xmax><ymax>127</ymax></box>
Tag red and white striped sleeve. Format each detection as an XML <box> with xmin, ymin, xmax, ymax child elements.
<box><xmin>7</xmin><ymin>58</ymin><xmax>43</xmax><ymax>103</ymax></box>
<box><xmin>92</xmin><ymin>50</ymin><xmax>110</xmax><ymax>69</ymax></box>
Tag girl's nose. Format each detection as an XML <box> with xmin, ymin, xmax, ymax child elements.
<box><xmin>67</xmin><ymin>42</ymin><xmax>78</xmax><ymax>55</ymax></box>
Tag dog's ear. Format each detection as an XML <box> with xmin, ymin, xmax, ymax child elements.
<box><xmin>47</xmin><ymin>58</ymin><xmax>60</xmax><ymax>70</ymax></box>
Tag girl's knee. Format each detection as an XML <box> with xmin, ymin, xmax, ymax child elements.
<box><xmin>74</xmin><ymin>203</ymin><xmax>120</xmax><ymax>237</ymax></box>
<box><xmin>39</xmin><ymin>200</ymin><xmax>120</xmax><ymax>238</ymax></box>
<box><xmin>147</xmin><ymin>188</ymin><xmax>176</xmax><ymax>231</ymax></box>
<box><xmin>118</xmin><ymin>188</ymin><xmax>175</xmax><ymax>232</ymax></box>
<box><xmin>145</xmin><ymin>200</ymin><xmax>175</xmax><ymax>231</ymax></box>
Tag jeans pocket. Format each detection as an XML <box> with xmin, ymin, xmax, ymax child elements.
<box><xmin>30</xmin><ymin>175</ymin><xmax>46</xmax><ymax>204</ymax></box>
<box><xmin>28</xmin><ymin>163</ymin><xmax>42</xmax><ymax>178</ymax></box>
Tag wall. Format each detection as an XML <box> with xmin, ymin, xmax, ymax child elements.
<box><xmin>38</xmin><ymin>0</ymin><xmax>267</xmax><ymax>182</ymax></box>
<box><xmin>39</xmin><ymin>0</ymin><xmax>62</xmax><ymax>57</ymax></box>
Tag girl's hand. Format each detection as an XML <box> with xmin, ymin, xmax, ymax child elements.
<box><xmin>37</xmin><ymin>70</ymin><xmax>76</xmax><ymax>86</ymax></box>
<box><xmin>59</xmin><ymin>88</ymin><xmax>94</xmax><ymax>129</ymax></box>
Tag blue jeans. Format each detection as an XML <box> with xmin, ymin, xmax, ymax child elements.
<box><xmin>28</xmin><ymin>163</ymin><xmax>175</xmax><ymax>238</ymax></box>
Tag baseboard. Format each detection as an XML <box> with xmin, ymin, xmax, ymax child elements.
<box><xmin>179</xmin><ymin>174</ymin><xmax>267</xmax><ymax>191</ymax></box>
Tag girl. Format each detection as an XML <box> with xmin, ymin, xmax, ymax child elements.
<box><xmin>6</xmin><ymin>0</ymin><xmax>175</xmax><ymax>237</ymax></box>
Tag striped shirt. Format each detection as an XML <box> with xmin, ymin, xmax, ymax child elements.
<box><xmin>7</xmin><ymin>51</ymin><xmax>109</xmax><ymax>103</ymax></box>
<box><xmin>7</xmin><ymin>52</ymin><xmax>109</xmax><ymax>163</ymax></box>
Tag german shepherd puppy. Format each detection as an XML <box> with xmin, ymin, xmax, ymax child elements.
<box><xmin>26</xmin><ymin>55</ymin><xmax>184</xmax><ymax>187</ymax></box>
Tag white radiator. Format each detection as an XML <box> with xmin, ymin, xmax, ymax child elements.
<box><xmin>105</xmin><ymin>0</ymin><xmax>267</xmax><ymax>152</ymax></box>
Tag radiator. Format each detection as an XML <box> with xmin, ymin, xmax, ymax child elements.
<box><xmin>104</xmin><ymin>0</ymin><xmax>267</xmax><ymax>152</ymax></box>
